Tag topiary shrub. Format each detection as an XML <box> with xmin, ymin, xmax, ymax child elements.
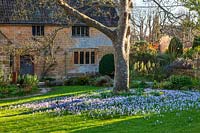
<box><xmin>192</xmin><ymin>36</ymin><xmax>200</xmax><ymax>49</ymax></box>
<box><xmin>168</xmin><ymin>37</ymin><xmax>183</xmax><ymax>57</ymax></box>
<box><xmin>99</xmin><ymin>54</ymin><xmax>114</xmax><ymax>76</ymax></box>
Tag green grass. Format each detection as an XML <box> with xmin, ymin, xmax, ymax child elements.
<box><xmin>0</xmin><ymin>86</ymin><xmax>101</xmax><ymax>107</ymax></box>
<box><xmin>0</xmin><ymin>86</ymin><xmax>200</xmax><ymax>133</ymax></box>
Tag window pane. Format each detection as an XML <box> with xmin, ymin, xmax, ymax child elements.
<box><xmin>37</xmin><ymin>26</ymin><xmax>41</xmax><ymax>35</ymax></box>
<box><xmin>74</xmin><ymin>52</ymin><xmax>78</xmax><ymax>64</ymax></box>
<box><xmin>81</xmin><ymin>26</ymin><xmax>85</xmax><ymax>36</ymax></box>
<box><xmin>85</xmin><ymin>52</ymin><xmax>90</xmax><ymax>64</ymax></box>
<box><xmin>72</xmin><ymin>26</ymin><xmax>89</xmax><ymax>37</ymax></box>
<box><xmin>77</xmin><ymin>26</ymin><xmax>80</xmax><ymax>36</ymax></box>
<box><xmin>80</xmin><ymin>51</ymin><xmax>84</xmax><ymax>64</ymax></box>
<box><xmin>32</xmin><ymin>26</ymin><xmax>44</xmax><ymax>36</ymax></box>
<box><xmin>41</xmin><ymin>26</ymin><xmax>44</xmax><ymax>36</ymax></box>
<box><xmin>86</xmin><ymin>27</ymin><xmax>89</xmax><ymax>36</ymax></box>
<box><xmin>91</xmin><ymin>52</ymin><xmax>95</xmax><ymax>64</ymax></box>
<box><xmin>72</xmin><ymin>26</ymin><xmax>76</xmax><ymax>36</ymax></box>
<box><xmin>32</xmin><ymin>26</ymin><xmax>36</xmax><ymax>36</ymax></box>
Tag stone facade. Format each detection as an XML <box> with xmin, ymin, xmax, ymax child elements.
<box><xmin>0</xmin><ymin>25</ymin><xmax>114</xmax><ymax>79</ymax></box>
<box><xmin>0</xmin><ymin>32</ymin><xmax>10</xmax><ymax>76</ymax></box>
<box><xmin>159</xmin><ymin>35</ymin><xmax>172</xmax><ymax>53</ymax></box>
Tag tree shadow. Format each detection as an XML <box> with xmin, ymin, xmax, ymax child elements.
<box><xmin>0</xmin><ymin>86</ymin><xmax>101</xmax><ymax>107</ymax></box>
<box><xmin>70</xmin><ymin>116</ymin><xmax>154</xmax><ymax>133</ymax></box>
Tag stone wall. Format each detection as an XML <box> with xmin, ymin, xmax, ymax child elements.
<box><xmin>0</xmin><ymin>25</ymin><xmax>114</xmax><ymax>79</ymax></box>
<box><xmin>0</xmin><ymin>35</ymin><xmax>11</xmax><ymax>76</ymax></box>
<box><xmin>159</xmin><ymin>35</ymin><xmax>171</xmax><ymax>53</ymax></box>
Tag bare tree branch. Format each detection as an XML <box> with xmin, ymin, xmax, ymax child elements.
<box><xmin>57</xmin><ymin>0</ymin><xmax>116</xmax><ymax>41</ymax></box>
<box><xmin>0</xmin><ymin>30</ymin><xmax>12</xmax><ymax>44</ymax></box>
<box><xmin>152</xmin><ymin>0</ymin><xmax>185</xmax><ymax>19</ymax></box>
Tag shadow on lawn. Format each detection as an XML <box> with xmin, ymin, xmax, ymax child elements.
<box><xmin>0</xmin><ymin>86</ymin><xmax>101</xmax><ymax>107</ymax></box>
<box><xmin>1</xmin><ymin>110</ymin><xmax>200</xmax><ymax>133</ymax></box>
<box><xmin>25</xmin><ymin>115</ymin><xmax>147</xmax><ymax>133</ymax></box>
<box><xmin>70</xmin><ymin>110</ymin><xmax>200</xmax><ymax>133</ymax></box>
<box><xmin>70</xmin><ymin>116</ymin><xmax>156</xmax><ymax>133</ymax></box>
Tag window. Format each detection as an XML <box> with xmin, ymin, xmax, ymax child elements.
<box><xmin>10</xmin><ymin>55</ymin><xmax>14</xmax><ymax>68</ymax></box>
<box><xmin>85</xmin><ymin>52</ymin><xmax>90</xmax><ymax>64</ymax></box>
<box><xmin>91</xmin><ymin>52</ymin><xmax>95</xmax><ymax>64</ymax></box>
<box><xmin>74</xmin><ymin>52</ymin><xmax>79</xmax><ymax>64</ymax></box>
<box><xmin>32</xmin><ymin>26</ymin><xmax>44</xmax><ymax>36</ymax></box>
<box><xmin>80</xmin><ymin>52</ymin><xmax>84</xmax><ymax>64</ymax></box>
<box><xmin>74</xmin><ymin>51</ymin><xmax>95</xmax><ymax>64</ymax></box>
<box><xmin>72</xmin><ymin>26</ymin><xmax>89</xmax><ymax>37</ymax></box>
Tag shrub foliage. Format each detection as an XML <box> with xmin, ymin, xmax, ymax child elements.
<box><xmin>99</xmin><ymin>54</ymin><xmax>115</xmax><ymax>76</ymax></box>
<box><xmin>192</xmin><ymin>36</ymin><xmax>200</xmax><ymax>49</ymax></box>
<box><xmin>168</xmin><ymin>75</ymin><xmax>192</xmax><ymax>90</ymax></box>
<box><xmin>168</xmin><ymin>37</ymin><xmax>183</xmax><ymax>57</ymax></box>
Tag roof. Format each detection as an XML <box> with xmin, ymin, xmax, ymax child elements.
<box><xmin>0</xmin><ymin>0</ymin><xmax>118</xmax><ymax>27</ymax></box>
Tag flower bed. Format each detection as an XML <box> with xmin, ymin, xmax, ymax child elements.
<box><xmin>6</xmin><ymin>88</ymin><xmax>200</xmax><ymax>119</ymax></box>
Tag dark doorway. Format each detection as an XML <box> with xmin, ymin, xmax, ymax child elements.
<box><xmin>20</xmin><ymin>55</ymin><xmax>34</xmax><ymax>75</ymax></box>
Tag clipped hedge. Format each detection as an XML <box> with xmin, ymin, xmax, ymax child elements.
<box><xmin>99</xmin><ymin>54</ymin><xmax>115</xmax><ymax>76</ymax></box>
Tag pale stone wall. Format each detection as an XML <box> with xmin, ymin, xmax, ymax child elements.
<box><xmin>159</xmin><ymin>35</ymin><xmax>171</xmax><ymax>53</ymax></box>
<box><xmin>0</xmin><ymin>25</ymin><xmax>114</xmax><ymax>79</ymax></box>
<box><xmin>0</xmin><ymin>35</ymin><xmax>11</xmax><ymax>76</ymax></box>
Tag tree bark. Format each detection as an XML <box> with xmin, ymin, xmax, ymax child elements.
<box><xmin>112</xmin><ymin>0</ymin><xmax>131</xmax><ymax>93</ymax></box>
<box><xmin>113</xmin><ymin>41</ymin><xmax>130</xmax><ymax>93</ymax></box>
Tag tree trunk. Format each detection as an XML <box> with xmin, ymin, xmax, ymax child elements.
<box><xmin>112</xmin><ymin>0</ymin><xmax>131</xmax><ymax>93</ymax></box>
<box><xmin>113</xmin><ymin>41</ymin><xmax>130</xmax><ymax>93</ymax></box>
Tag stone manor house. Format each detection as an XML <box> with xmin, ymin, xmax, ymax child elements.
<box><xmin>0</xmin><ymin>0</ymin><xmax>118</xmax><ymax>79</ymax></box>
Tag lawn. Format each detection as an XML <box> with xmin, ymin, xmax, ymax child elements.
<box><xmin>0</xmin><ymin>86</ymin><xmax>200</xmax><ymax>133</ymax></box>
<box><xmin>0</xmin><ymin>86</ymin><xmax>101</xmax><ymax>107</ymax></box>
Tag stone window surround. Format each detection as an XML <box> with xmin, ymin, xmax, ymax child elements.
<box><xmin>72</xmin><ymin>26</ymin><xmax>89</xmax><ymax>37</ymax></box>
<box><xmin>32</xmin><ymin>25</ymin><xmax>44</xmax><ymax>36</ymax></box>
<box><xmin>73</xmin><ymin>49</ymin><xmax>98</xmax><ymax>65</ymax></box>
